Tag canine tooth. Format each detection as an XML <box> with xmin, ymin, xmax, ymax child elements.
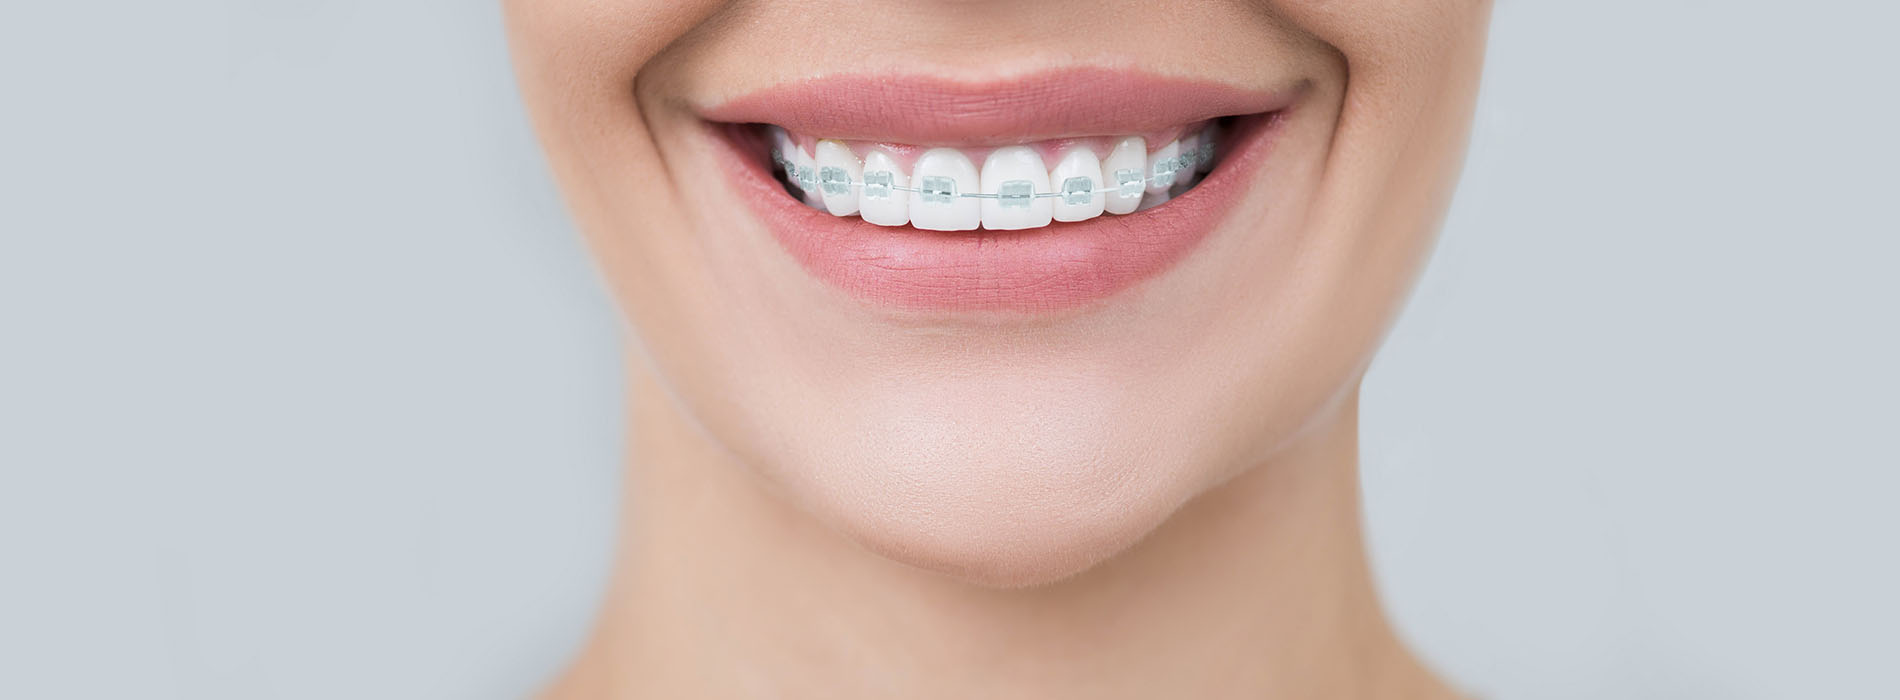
<box><xmin>979</xmin><ymin>146</ymin><xmax>1054</xmax><ymax>231</ymax></box>
<box><xmin>769</xmin><ymin>125</ymin><xmax>793</xmax><ymax>161</ymax></box>
<box><xmin>785</xmin><ymin>139</ymin><xmax>824</xmax><ymax>210</ymax></box>
<box><xmin>768</xmin><ymin>127</ymin><xmax>797</xmax><ymax>179</ymax></box>
<box><xmin>814</xmin><ymin>140</ymin><xmax>862</xmax><ymax>216</ymax></box>
<box><xmin>858</xmin><ymin>148</ymin><xmax>910</xmax><ymax>227</ymax></box>
<box><xmin>1146</xmin><ymin>140</ymin><xmax>1182</xmax><ymax>196</ymax></box>
<box><xmin>908</xmin><ymin>148</ymin><xmax>981</xmax><ymax>231</ymax></box>
<box><xmin>1138</xmin><ymin>190</ymin><xmax>1171</xmax><ymax>211</ymax></box>
<box><xmin>1102</xmin><ymin>137</ymin><xmax>1146</xmax><ymax>215</ymax></box>
<box><xmin>1048</xmin><ymin>147</ymin><xmax>1105</xmax><ymax>222</ymax></box>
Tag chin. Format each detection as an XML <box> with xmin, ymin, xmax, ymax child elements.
<box><xmin>696</xmin><ymin>362</ymin><xmax>1259</xmax><ymax>589</ymax></box>
<box><xmin>786</xmin><ymin>414</ymin><xmax>1192</xmax><ymax>589</ymax></box>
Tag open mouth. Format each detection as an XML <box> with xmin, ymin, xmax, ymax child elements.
<box><xmin>761</xmin><ymin>119</ymin><xmax>1229</xmax><ymax>231</ymax></box>
<box><xmin>702</xmin><ymin>68</ymin><xmax>1301</xmax><ymax>313</ymax></box>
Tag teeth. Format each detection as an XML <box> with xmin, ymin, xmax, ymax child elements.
<box><xmin>908</xmin><ymin>148</ymin><xmax>981</xmax><ymax>232</ymax></box>
<box><xmin>814</xmin><ymin>140</ymin><xmax>862</xmax><ymax>216</ymax></box>
<box><xmin>1172</xmin><ymin>133</ymin><xmax>1200</xmax><ymax>197</ymax></box>
<box><xmin>1196</xmin><ymin>124</ymin><xmax>1217</xmax><ymax>174</ymax></box>
<box><xmin>767</xmin><ymin>126</ymin><xmax>796</xmax><ymax>195</ymax></box>
<box><xmin>767</xmin><ymin>123</ymin><xmax>1219</xmax><ymax>230</ymax></box>
<box><xmin>779</xmin><ymin>134</ymin><xmax>824</xmax><ymax>210</ymax></box>
<box><xmin>1102</xmin><ymin>136</ymin><xmax>1146</xmax><ymax>215</ymax></box>
<box><xmin>979</xmin><ymin>146</ymin><xmax>1054</xmax><ymax>231</ymax></box>
<box><xmin>1145</xmin><ymin>139</ymin><xmax>1181</xmax><ymax>196</ymax></box>
<box><xmin>858</xmin><ymin>148</ymin><xmax>909</xmax><ymax>227</ymax></box>
<box><xmin>1049</xmin><ymin>147</ymin><xmax>1105</xmax><ymax>223</ymax></box>
<box><xmin>769</xmin><ymin>125</ymin><xmax>794</xmax><ymax>160</ymax></box>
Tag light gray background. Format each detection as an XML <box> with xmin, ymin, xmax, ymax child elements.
<box><xmin>2</xmin><ymin>2</ymin><xmax>1895</xmax><ymax>698</ymax></box>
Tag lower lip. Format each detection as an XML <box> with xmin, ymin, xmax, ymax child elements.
<box><xmin>715</xmin><ymin>113</ymin><xmax>1285</xmax><ymax>313</ymax></box>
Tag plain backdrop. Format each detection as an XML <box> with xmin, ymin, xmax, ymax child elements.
<box><xmin>2</xmin><ymin>2</ymin><xmax>1895</xmax><ymax>698</ymax></box>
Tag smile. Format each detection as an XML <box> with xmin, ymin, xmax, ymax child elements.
<box><xmin>766</xmin><ymin>123</ymin><xmax>1220</xmax><ymax>231</ymax></box>
<box><xmin>702</xmin><ymin>68</ymin><xmax>1303</xmax><ymax>313</ymax></box>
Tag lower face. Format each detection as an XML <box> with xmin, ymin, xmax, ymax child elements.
<box><xmin>505</xmin><ymin>1</ymin><xmax>1491</xmax><ymax>586</ymax></box>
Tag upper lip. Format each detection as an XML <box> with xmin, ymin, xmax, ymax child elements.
<box><xmin>700</xmin><ymin>67</ymin><xmax>1299</xmax><ymax>146</ymax></box>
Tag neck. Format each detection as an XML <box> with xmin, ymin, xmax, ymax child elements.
<box><xmin>546</xmin><ymin>355</ymin><xmax>1454</xmax><ymax>699</ymax></box>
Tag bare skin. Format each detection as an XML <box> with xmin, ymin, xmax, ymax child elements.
<box><xmin>541</xmin><ymin>363</ymin><xmax>1461</xmax><ymax>699</ymax></box>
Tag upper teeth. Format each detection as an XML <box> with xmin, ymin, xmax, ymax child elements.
<box><xmin>769</xmin><ymin>126</ymin><xmax>1218</xmax><ymax>231</ymax></box>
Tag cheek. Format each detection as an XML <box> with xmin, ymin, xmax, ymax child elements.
<box><xmin>1270</xmin><ymin>0</ymin><xmax>1490</xmax><ymax>56</ymax></box>
<box><xmin>502</xmin><ymin>0</ymin><xmax>738</xmax><ymax>141</ymax></box>
<box><xmin>501</xmin><ymin>0</ymin><xmax>749</xmax><ymax>347</ymax></box>
<box><xmin>503</xmin><ymin>0</ymin><xmax>731</xmax><ymax>73</ymax></box>
<box><xmin>1263</xmin><ymin>0</ymin><xmax>1491</xmax><ymax>312</ymax></box>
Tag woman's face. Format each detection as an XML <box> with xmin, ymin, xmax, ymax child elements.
<box><xmin>504</xmin><ymin>0</ymin><xmax>1490</xmax><ymax>586</ymax></box>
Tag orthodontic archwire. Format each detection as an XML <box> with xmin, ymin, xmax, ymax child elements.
<box><xmin>770</xmin><ymin>141</ymin><xmax>1217</xmax><ymax>209</ymax></box>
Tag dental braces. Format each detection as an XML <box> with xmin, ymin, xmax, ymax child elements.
<box><xmin>771</xmin><ymin>142</ymin><xmax>1216</xmax><ymax>209</ymax></box>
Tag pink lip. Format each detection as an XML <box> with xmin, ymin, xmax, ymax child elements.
<box><xmin>703</xmin><ymin>70</ymin><xmax>1298</xmax><ymax>313</ymax></box>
